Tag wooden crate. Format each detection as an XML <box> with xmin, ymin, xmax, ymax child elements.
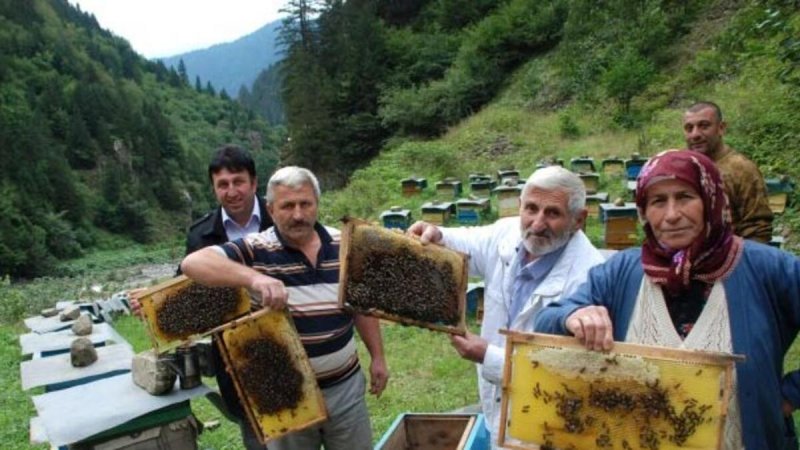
<box><xmin>215</xmin><ymin>309</ymin><xmax>326</xmax><ymax>444</ymax></box>
<box><xmin>377</xmin><ymin>414</ymin><xmax>479</xmax><ymax>450</ymax></box>
<box><xmin>339</xmin><ymin>218</ymin><xmax>468</xmax><ymax>335</ymax></box>
<box><xmin>498</xmin><ymin>331</ymin><xmax>743</xmax><ymax>450</ymax></box>
<box><xmin>138</xmin><ymin>275</ymin><xmax>251</xmax><ymax>353</ymax></box>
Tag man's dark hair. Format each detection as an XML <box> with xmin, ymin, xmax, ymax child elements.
<box><xmin>208</xmin><ymin>144</ymin><xmax>256</xmax><ymax>181</ymax></box>
<box><xmin>686</xmin><ymin>101</ymin><xmax>723</xmax><ymax>122</ymax></box>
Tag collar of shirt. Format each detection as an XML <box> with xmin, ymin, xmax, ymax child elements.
<box><xmin>221</xmin><ymin>200</ymin><xmax>262</xmax><ymax>242</ymax></box>
<box><xmin>508</xmin><ymin>243</ymin><xmax>567</xmax><ymax>326</ymax></box>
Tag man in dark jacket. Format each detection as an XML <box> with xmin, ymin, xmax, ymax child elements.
<box><xmin>185</xmin><ymin>144</ymin><xmax>273</xmax><ymax>254</ymax></box>
<box><xmin>185</xmin><ymin>144</ymin><xmax>273</xmax><ymax>447</ymax></box>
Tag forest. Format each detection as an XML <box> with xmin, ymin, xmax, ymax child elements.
<box><xmin>1</xmin><ymin>0</ymin><xmax>799</xmax><ymax>279</ymax></box>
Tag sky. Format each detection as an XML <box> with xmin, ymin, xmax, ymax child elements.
<box><xmin>68</xmin><ymin>0</ymin><xmax>288</xmax><ymax>59</ymax></box>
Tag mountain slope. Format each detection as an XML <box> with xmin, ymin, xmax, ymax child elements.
<box><xmin>160</xmin><ymin>19</ymin><xmax>283</xmax><ymax>97</ymax></box>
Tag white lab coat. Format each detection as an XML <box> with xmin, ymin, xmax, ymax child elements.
<box><xmin>441</xmin><ymin>217</ymin><xmax>605</xmax><ymax>445</ymax></box>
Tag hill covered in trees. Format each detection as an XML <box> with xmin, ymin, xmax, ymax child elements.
<box><xmin>0</xmin><ymin>0</ymin><xmax>283</xmax><ymax>278</ymax></box>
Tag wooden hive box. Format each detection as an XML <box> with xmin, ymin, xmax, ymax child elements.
<box><xmin>765</xmin><ymin>177</ymin><xmax>794</xmax><ymax>215</ymax></box>
<box><xmin>497</xmin><ymin>169</ymin><xmax>520</xmax><ymax>187</ymax></box>
<box><xmin>494</xmin><ymin>184</ymin><xmax>523</xmax><ymax>218</ymax></box>
<box><xmin>470</xmin><ymin>180</ymin><xmax>496</xmax><ymax>199</ymax></box>
<box><xmin>585</xmin><ymin>192</ymin><xmax>609</xmax><ymax>218</ymax></box>
<box><xmin>339</xmin><ymin>218</ymin><xmax>468</xmax><ymax>335</ymax></box>
<box><xmin>498</xmin><ymin>331</ymin><xmax>743</xmax><ymax>450</ymax></box>
<box><xmin>579</xmin><ymin>173</ymin><xmax>600</xmax><ymax>195</ymax></box>
<box><xmin>469</xmin><ymin>173</ymin><xmax>493</xmax><ymax>184</ymax></box>
<box><xmin>421</xmin><ymin>201</ymin><xmax>455</xmax><ymax>225</ymax></box>
<box><xmin>601</xmin><ymin>158</ymin><xmax>625</xmax><ymax>176</ymax></box>
<box><xmin>436</xmin><ymin>178</ymin><xmax>463</xmax><ymax>200</ymax></box>
<box><xmin>380</xmin><ymin>206</ymin><xmax>413</xmax><ymax>231</ymax></box>
<box><xmin>138</xmin><ymin>275</ymin><xmax>251</xmax><ymax>353</ymax></box>
<box><xmin>455</xmin><ymin>198</ymin><xmax>491</xmax><ymax>225</ymax></box>
<box><xmin>466</xmin><ymin>282</ymin><xmax>485</xmax><ymax>323</ymax></box>
<box><xmin>401</xmin><ymin>177</ymin><xmax>428</xmax><ymax>197</ymax></box>
<box><xmin>600</xmin><ymin>202</ymin><xmax>639</xmax><ymax>250</ymax></box>
<box><xmin>215</xmin><ymin>309</ymin><xmax>326</xmax><ymax>444</ymax></box>
<box><xmin>569</xmin><ymin>157</ymin><xmax>596</xmax><ymax>174</ymax></box>
<box><xmin>376</xmin><ymin>413</ymin><xmax>483</xmax><ymax>450</ymax></box>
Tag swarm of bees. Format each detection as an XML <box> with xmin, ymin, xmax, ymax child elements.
<box><xmin>155</xmin><ymin>284</ymin><xmax>241</xmax><ymax>338</ymax></box>
<box><xmin>239</xmin><ymin>336</ymin><xmax>304</xmax><ymax>415</ymax></box>
<box><xmin>345</xmin><ymin>246</ymin><xmax>460</xmax><ymax>325</ymax></box>
<box><xmin>526</xmin><ymin>358</ymin><xmax>714</xmax><ymax>450</ymax></box>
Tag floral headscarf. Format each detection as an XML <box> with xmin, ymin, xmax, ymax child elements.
<box><xmin>636</xmin><ymin>150</ymin><xmax>743</xmax><ymax>295</ymax></box>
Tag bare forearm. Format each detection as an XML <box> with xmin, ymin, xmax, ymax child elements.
<box><xmin>180</xmin><ymin>247</ymin><xmax>258</xmax><ymax>288</ymax></box>
<box><xmin>354</xmin><ymin>314</ymin><xmax>384</xmax><ymax>359</ymax></box>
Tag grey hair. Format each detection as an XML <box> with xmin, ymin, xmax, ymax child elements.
<box><xmin>266</xmin><ymin>166</ymin><xmax>321</xmax><ymax>204</ymax></box>
<box><xmin>521</xmin><ymin>165</ymin><xmax>586</xmax><ymax>215</ymax></box>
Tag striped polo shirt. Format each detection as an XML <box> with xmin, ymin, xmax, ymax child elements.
<box><xmin>220</xmin><ymin>223</ymin><xmax>359</xmax><ymax>389</ymax></box>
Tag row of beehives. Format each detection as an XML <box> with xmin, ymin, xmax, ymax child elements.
<box><xmin>139</xmin><ymin>218</ymin><xmax>742</xmax><ymax>450</ymax></box>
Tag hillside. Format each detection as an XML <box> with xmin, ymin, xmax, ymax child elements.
<box><xmin>160</xmin><ymin>20</ymin><xmax>283</xmax><ymax>103</ymax></box>
<box><xmin>0</xmin><ymin>0</ymin><xmax>283</xmax><ymax>278</ymax></box>
<box><xmin>309</xmin><ymin>0</ymin><xmax>800</xmax><ymax>250</ymax></box>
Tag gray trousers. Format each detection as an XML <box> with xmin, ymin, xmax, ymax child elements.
<box><xmin>242</xmin><ymin>372</ymin><xmax>372</xmax><ymax>450</ymax></box>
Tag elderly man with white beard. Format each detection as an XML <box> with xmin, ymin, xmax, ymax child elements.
<box><xmin>408</xmin><ymin>165</ymin><xmax>604</xmax><ymax>447</ymax></box>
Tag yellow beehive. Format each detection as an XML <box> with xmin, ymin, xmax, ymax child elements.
<box><xmin>499</xmin><ymin>331</ymin><xmax>742</xmax><ymax>450</ymax></box>
<box><xmin>138</xmin><ymin>275</ymin><xmax>251</xmax><ymax>353</ymax></box>
<box><xmin>339</xmin><ymin>218</ymin><xmax>468</xmax><ymax>335</ymax></box>
<box><xmin>216</xmin><ymin>309</ymin><xmax>326</xmax><ymax>444</ymax></box>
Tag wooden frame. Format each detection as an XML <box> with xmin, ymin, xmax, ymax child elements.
<box><xmin>377</xmin><ymin>413</ymin><xmax>477</xmax><ymax>450</ymax></box>
<box><xmin>138</xmin><ymin>275</ymin><xmax>251</xmax><ymax>353</ymax></box>
<box><xmin>498</xmin><ymin>331</ymin><xmax>743</xmax><ymax>450</ymax></box>
<box><xmin>214</xmin><ymin>308</ymin><xmax>327</xmax><ymax>444</ymax></box>
<box><xmin>338</xmin><ymin>218</ymin><xmax>468</xmax><ymax>335</ymax></box>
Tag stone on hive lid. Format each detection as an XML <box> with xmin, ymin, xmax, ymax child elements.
<box><xmin>41</xmin><ymin>307</ymin><xmax>59</xmax><ymax>318</ymax></box>
<box><xmin>70</xmin><ymin>337</ymin><xmax>98</xmax><ymax>367</ymax></box>
<box><xmin>71</xmin><ymin>314</ymin><xmax>93</xmax><ymax>336</ymax></box>
<box><xmin>59</xmin><ymin>305</ymin><xmax>81</xmax><ymax>322</ymax></box>
<box><xmin>132</xmin><ymin>349</ymin><xmax>176</xmax><ymax>396</ymax></box>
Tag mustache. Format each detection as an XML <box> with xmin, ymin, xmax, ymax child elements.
<box><xmin>288</xmin><ymin>219</ymin><xmax>314</xmax><ymax>228</ymax></box>
<box><xmin>524</xmin><ymin>229</ymin><xmax>555</xmax><ymax>239</ymax></box>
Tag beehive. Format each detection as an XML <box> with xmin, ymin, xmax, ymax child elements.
<box><xmin>494</xmin><ymin>184</ymin><xmax>523</xmax><ymax>218</ymax></box>
<box><xmin>377</xmin><ymin>414</ymin><xmax>483</xmax><ymax>450</ymax></box>
<box><xmin>339</xmin><ymin>218</ymin><xmax>468</xmax><ymax>335</ymax></box>
<box><xmin>601</xmin><ymin>158</ymin><xmax>625</xmax><ymax>176</ymax></box>
<box><xmin>600</xmin><ymin>202</ymin><xmax>639</xmax><ymax>250</ymax></box>
<box><xmin>436</xmin><ymin>178</ymin><xmax>463</xmax><ymax>200</ymax></box>
<box><xmin>585</xmin><ymin>192</ymin><xmax>609</xmax><ymax>218</ymax></box>
<box><xmin>625</xmin><ymin>157</ymin><xmax>647</xmax><ymax>180</ymax></box>
<box><xmin>570</xmin><ymin>157</ymin><xmax>596</xmax><ymax>174</ymax></box>
<box><xmin>380</xmin><ymin>206</ymin><xmax>413</xmax><ymax>231</ymax></box>
<box><xmin>499</xmin><ymin>331</ymin><xmax>742</xmax><ymax>450</ymax></box>
<box><xmin>401</xmin><ymin>177</ymin><xmax>428</xmax><ymax>197</ymax></box>
<box><xmin>470</xmin><ymin>179</ymin><xmax>496</xmax><ymax>198</ymax></box>
<box><xmin>455</xmin><ymin>198</ymin><xmax>491</xmax><ymax>225</ymax></box>
<box><xmin>138</xmin><ymin>275</ymin><xmax>251</xmax><ymax>353</ymax></box>
<box><xmin>579</xmin><ymin>173</ymin><xmax>600</xmax><ymax>195</ymax></box>
<box><xmin>765</xmin><ymin>177</ymin><xmax>794</xmax><ymax>215</ymax></box>
<box><xmin>421</xmin><ymin>201</ymin><xmax>455</xmax><ymax>225</ymax></box>
<box><xmin>497</xmin><ymin>169</ymin><xmax>521</xmax><ymax>186</ymax></box>
<box><xmin>216</xmin><ymin>309</ymin><xmax>326</xmax><ymax>444</ymax></box>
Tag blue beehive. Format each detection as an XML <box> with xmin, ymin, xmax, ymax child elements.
<box><xmin>466</xmin><ymin>282</ymin><xmax>485</xmax><ymax>322</ymax></box>
<box><xmin>625</xmin><ymin>155</ymin><xmax>647</xmax><ymax>180</ymax></box>
<box><xmin>380</xmin><ymin>206</ymin><xmax>412</xmax><ymax>231</ymax></box>
<box><xmin>455</xmin><ymin>198</ymin><xmax>490</xmax><ymax>225</ymax></box>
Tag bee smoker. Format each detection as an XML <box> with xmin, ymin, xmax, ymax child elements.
<box><xmin>162</xmin><ymin>344</ymin><xmax>202</xmax><ymax>390</ymax></box>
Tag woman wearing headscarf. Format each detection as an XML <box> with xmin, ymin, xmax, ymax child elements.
<box><xmin>535</xmin><ymin>150</ymin><xmax>800</xmax><ymax>449</ymax></box>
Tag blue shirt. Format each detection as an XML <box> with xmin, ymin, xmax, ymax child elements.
<box><xmin>508</xmin><ymin>244</ymin><xmax>565</xmax><ymax>326</ymax></box>
<box><xmin>221</xmin><ymin>199</ymin><xmax>262</xmax><ymax>241</ymax></box>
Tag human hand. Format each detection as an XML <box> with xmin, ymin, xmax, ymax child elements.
<box><xmin>368</xmin><ymin>356</ymin><xmax>389</xmax><ymax>397</ymax></box>
<box><xmin>406</xmin><ymin>221</ymin><xmax>443</xmax><ymax>244</ymax></box>
<box><xmin>565</xmin><ymin>305</ymin><xmax>614</xmax><ymax>351</ymax></box>
<box><xmin>450</xmin><ymin>331</ymin><xmax>488</xmax><ymax>363</ymax></box>
<box><xmin>249</xmin><ymin>274</ymin><xmax>288</xmax><ymax>310</ymax></box>
<box><xmin>128</xmin><ymin>287</ymin><xmax>147</xmax><ymax>319</ymax></box>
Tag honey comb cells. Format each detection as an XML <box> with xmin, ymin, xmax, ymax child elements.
<box><xmin>345</xmin><ymin>246</ymin><xmax>460</xmax><ymax>325</ymax></box>
<box><xmin>155</xmin><ymin>284</ymin><xmax>241</xmax><ymax>337</ymax></box>
<box><xmin>239</xmin><ymin>337</ymin><xmax>304</xmax><ymax>415</ymax></box>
